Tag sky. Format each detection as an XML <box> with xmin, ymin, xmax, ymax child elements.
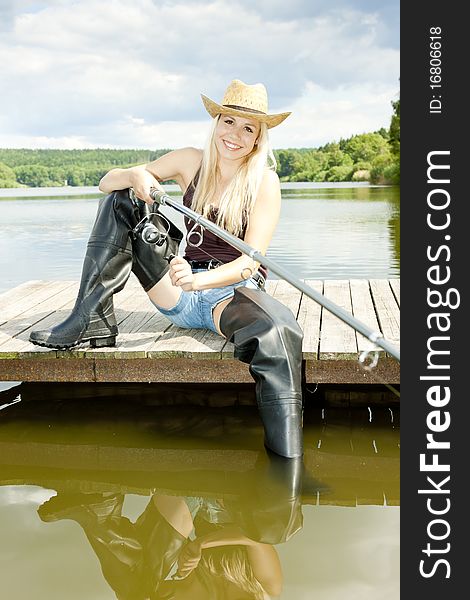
<box><xmin>0</xmin><ymin>0</ymin><xmax>399</xmax><ymax>150</ymax></box>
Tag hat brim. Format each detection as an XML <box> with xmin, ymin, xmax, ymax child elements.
<box><xmin>201</xmin><ymin>94</ymin><xmax>291</xmax><ymax>129</ymax></box>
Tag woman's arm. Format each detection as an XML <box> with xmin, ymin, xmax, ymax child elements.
<box><xmin>246</xmin><ymin>542</ymin><xmax>283</xmax><ymax>597</ymax></box>
<box><xmin>170</xmin><ymin>169</ymin><xmax>282</xmax><ymax>291</ymax></box>
<box><xmin>176</xmin><ymin>526</ymin><xmax>283</xmax><ymax>595</ymax></box>
<box><xmin>200</xmin><ymin>528</ymin><xmax>283</xmax><ymax>596</ymax></box>
<box><xmin>175</xmin><ymin>527</ymin><xmax>245</xmax><ymax>578</ymax></box>
<box><xmin>98</xmin><ymin>147</ymin><xmax>202</xmax><ymax>203</ymax></box>
<box><xmin>152</xmin><ymin>494</ymin><xmax>194</xmax><ymax>538</ymax></box>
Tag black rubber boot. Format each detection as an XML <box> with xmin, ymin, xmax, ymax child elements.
<box><xmin>29</xmin><ymin>190</ymin><xmax>182</xmax><ymax>349</ymax></box>
<box><xmin>130</xmin><ymin>201</ymin><xmax>184</xmax><ymax>292</ymax></box>
<box><xmin>39</xmin><ymin>492</ymin><xmax>147</xmax><ymax>598</ymax></box>
<box><xmin>226</xmin><ymin>451</ymin><xmax>304</xmax><ymax>544</ymax></box>
<box><xmin>38</xmin><ymin>492</ymin><xmax>124</xmax><ymax>525</ymax></box>
<box><xmin>219</xmin><ymin>287</ymin><xmax>304</xmax><ymax>458</ymax></box>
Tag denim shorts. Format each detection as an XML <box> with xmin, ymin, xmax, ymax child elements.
<box><xmin>152</xmin><ymin>269</ymin><xmax>259</xmax><ymax>334</ymax></box>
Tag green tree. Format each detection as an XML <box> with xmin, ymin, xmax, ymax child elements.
<box><xmin>386</xmin><ymin>95</ymin><xmax>400</xmax><ymax>183</ymax></box>
<box><xmin>370</xmin><ymin>153</ymin><xmax>394</xmax><ymax>184</ymax></box>
<box><xmin>14</xmin><ymin>165</ymin><xmax>64</xmax><ymax>187</ymax></box>
<box><xmin>325</xmin><ymin>164</ymin><xmax>354</xmax><ymax>182</ymax></box>
<box><xmin>290</xmin><ymin>151</ymin><xmax>329</xmax><ymax>182</ymax></box>
<box><xmin>343</xmin><ymin>133</ymin><xmax>390</xmax><ymax>163</ymax></box>
<box><xmin>324</xmin><ymin>144</ymin><xmax>353</xmax><ymax>169</ymax></box>
<box><xmin>0</xmin><ymin>162</ymin><xmax>19</xmax><ymax>187</ymax></box>
<box><xmin>275</xmin><ymin>149</ymin><xmax>297</xmax><ymax>179</ymax></box>
<box><xmin>389</xmin><ymin>98</ymin><xmax>400</xmax><ymax>158</ymax></box>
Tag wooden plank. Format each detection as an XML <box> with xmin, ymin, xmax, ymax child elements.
<box><xmin>53</xmin><ymin>283</ymin><xmax>151</xmax><ymax>359</ymax></box>
<box><xmin>389</xmin><ymin>278</ymin><xmax>400</xmax><ymax>307</ymax></box>
<box><xmin>370</xmin><ymin>280</ymin><xmax>400</xmax><ymax>347</ymax></box>
<box><xmin>0</xmin><ymin>305</ymin><xmax>80</xmax><ymax>358</ymax></box>
<box><xmin>0</xmin><ymin>357</ymin><xmax>97</xmax><ymax>382</ymax></box>
<box><xmin>270</xmin><ymin>279</ymin><xmax>302</xmax><ymax>319</ymax></box>
<box><xmin>350</xmin><ymin>280</ymin><xmax>383</xmax><ymax>353</ymax></box>
<box><xmin>147</xmin><ymin>326</ymin><xmax>225</xmax><ymax>359</ymax></box>
<box><xmin>0</xmin><ymin>356</ymin><xmax>400</xmax><ymax>384</ymax></box>
<box><xmin>83</xmin><ymin>286</ymin><xmax>172</xmax><ymax>359</ymax></box>
<box><xmin>1</xmin><ymin>279</ymin><xmax>139</xmax><ymax>358</ymax></box>
<box><xmin>305</xmin><ymin>358</ymin><xmax>399</xmax><ymax>384</ymax></box>
<box><xmin>319</xmin><ymin>280</ymin><xmax>357</xmax><ymax>359</ymax></box>
<box><xmin>0</xmin><ymin>280</ymin><xmax>76</xmax><ymax>325</ymax></box>
<box><xmin>0</xmin><ymin>282</ymin><xmax>80</xmax><ymax>356</ymax></box>
<box><xmin>264</xmin><ymin>280</ymin><xmax>278</xmax><ymax>295</ymax></box>
<box><xmin>297</xmin><ymin>280</ymin><xmax>323</xmax><ymax>359</ymax></box>
<box><xmin>0</xmin><ymin>279</ymin><xmax>401</xmax><ymax>383</ymax></box>
<box><xmin>0</xmin><ymin>280</ymin><xmax>48</xmax><ymax>310</ymax></box>
<box><xmin>92</xmin><ymin>358</ymin><xmax>253</xmax><ymax>382</ymax></box>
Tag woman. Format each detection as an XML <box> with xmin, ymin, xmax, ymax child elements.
<box><xmin>29</xmin><ymin>79</ymin><xmax>304</xmax><ymax>459</ymax></box>
<box><xmin>38</xmin><ymin>490</ymin><xmax>283</xmax><ymax>599</ymax></box>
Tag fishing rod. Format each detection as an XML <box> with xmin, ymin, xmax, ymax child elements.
<box><xmin>148</xmin><ymin>188</ymin><xmax>400</xmax><ymax>363</ymax></box>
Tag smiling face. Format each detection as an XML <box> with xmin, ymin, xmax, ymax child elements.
<box><xmin>214</xmin><ymin>113</ymin><xmax>261</xmax><ymax>161</ymax></box>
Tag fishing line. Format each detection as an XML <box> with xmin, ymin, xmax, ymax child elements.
<box><xmin>130</xmin><ymin>188</ymin><xmax>257</xmax><ymax>284</ymax></box>
<box><xmin>185</xmin><ymin>213</ymin><xmax>257</xmax><ymax>282</ymax></box>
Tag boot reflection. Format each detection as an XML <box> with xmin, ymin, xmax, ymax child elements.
<box><xmin>36</xmin><ymin>453</ymin><xmax>305</xmax><ymax>599</ymax></box>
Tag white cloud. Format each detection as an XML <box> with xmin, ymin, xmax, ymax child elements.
<box><xmin>0</xmin><ymin>0</ymin><xmax>399</xmax><ymax>148</ymax></box>
<box><xmin>0</xmin><ymin>485</ymin><xmax>55</xmax><ymax>507</ymax></box>
<box><xmin>270</xmin><ymin>81</ymin><xmax>399</xmax><ymax>148</ymax></box>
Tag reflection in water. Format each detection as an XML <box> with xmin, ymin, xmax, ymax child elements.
<box><xmin>36</xmin><ymin>452</ymin><xmax>302</xmax><ymax>599</ymax></box>
<box><xmin>0</xmin><ymin>383</ymin><xmax>399</xmax><ymax>598</ymax></box>
<box><xmin>387</xmin><ymin>191</ymin><xmax>400</xmax><ymax>269</ymax></box>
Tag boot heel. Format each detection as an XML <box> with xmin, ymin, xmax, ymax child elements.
<box><xmin>90</xmin><ymin>336</ymin><xmax>116</xmax><ymax>348</ymax></box>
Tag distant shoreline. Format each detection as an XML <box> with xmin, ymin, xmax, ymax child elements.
<box><xmin>0</xmin><ymin>181</ymin><xmax>394</xmax><ymax>199</ymax></box>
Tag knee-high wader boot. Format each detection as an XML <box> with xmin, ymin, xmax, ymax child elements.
<box><xmin>226</xmin><ymin>451</ymin><xmax>303</xmax><ymax>544</ymax></box>
<box><xmin>29</xmin><ymin>190</ymin><xmax>182</xmax><ymax>349</ymax></box>
<box><xmin>38</xmin><ymin>492</ymin><xmax>149</xmax><ymax>598</ymax></box>
<box><xmin>219</xmin><ymin>287</ymin><xmax>304</xmax><ymax>459</ymax></box>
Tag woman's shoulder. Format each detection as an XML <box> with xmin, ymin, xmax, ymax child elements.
<box><xmin>169</xmin><ymin>147</ymin><xmax>203</xmax><ymax>189</ymax></box>
<box><xmin>256</xmin><ymin>168</ymin><xmax>280</xmax><ymax>201</ymax></box>
<box><xmin>250</xmin><ymin>168</ymin><xmax>281</xmax><ymax>217</ymax></box>
<box><xmin>174</xmin><ymin>147</ymin><xmax>203</xmax><ymax>163</ymax></box>
<box><xmin>146</xmin><ymin>147</ymin><xmax>202</xmax><ymax>188</ymax></box>
<box><xmin>181</xmin><ymin>146</ymin><xmax>203</xmax><ymax>172</ymax></box>
<box><xmin>167</xmin><ymin>147</ymin><xmax>202</xmax><ymax>170</ymax></box>
<box><xmin>176</xmin><ymin>147</ymin><xmax>203</xmax><ymax>160</ymax></box>
<box><xmin>260</xmin><ymin>167</ymin><xmax>280</xmax><ymax>189</ymax></box>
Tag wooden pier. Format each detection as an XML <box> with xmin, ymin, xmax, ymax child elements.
<box><xmin>0</xmin><ymin>278</ymin><xmax>400</xmax><ymax>384</ymax></box>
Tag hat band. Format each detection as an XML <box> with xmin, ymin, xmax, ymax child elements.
<box><xmin>223</xmin><ymin>104</ymin><xmax>267</xmax><ymax>116</ymax></box>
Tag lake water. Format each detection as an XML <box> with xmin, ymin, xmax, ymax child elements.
<box><xmin>0</xmin><ymin>183</ymin><xmax>400</xmax><ymax>599</ymax></box>
<box><xmin>0</xmin><ymin>383</ymin><xmax>399</xmax><ymax>600</ymax></box>
<box><xmin>0</xmin><ymin>183</ymin><xmax>400</xmax><ymax>294</ymax></box>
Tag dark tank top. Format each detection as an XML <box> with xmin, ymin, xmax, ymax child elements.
<box><xmin>182</xmin><ymin>168</ymin><xmax>268</xmax><ymax>278</ymax></box>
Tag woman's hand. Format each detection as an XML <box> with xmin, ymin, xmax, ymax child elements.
<box><xmin>169</xmin><ymin>256</ymin><xmax>197</xmax><ymax>291</ymax></box>
<box><xmin>176</xmin><ymin>539</ymin><xmax>202</xmax><ymax>578</ymax></box>
<box><xmin>129</xmin><ymin>166</ymin><xmax>165</xmax><ymax>205</ymax></box>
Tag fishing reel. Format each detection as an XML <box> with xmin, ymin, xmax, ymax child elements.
<box><xmin>133</xmin><ymin>210</ymin><xmax>171</xmax><ymax>246</ymax></box>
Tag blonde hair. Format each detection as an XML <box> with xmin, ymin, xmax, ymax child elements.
<box><xmin>200</xmin><ymin>546</ymin><xmax>266</xmax><ymax>599</ymax></box>
<box><xmin>190</xmin><ymin>116</ymin><xmax>277</xmax><ymax>236</ymax></box>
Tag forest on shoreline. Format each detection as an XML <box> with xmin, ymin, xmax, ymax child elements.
<box><xmin>0</xmin><ymin>100</ymin><xmax>399</xmax><ymax>189</ymax></box>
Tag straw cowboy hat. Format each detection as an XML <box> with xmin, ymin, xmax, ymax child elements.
<box><xmin>201</xmin><ymin>79</ymin><xmax>291</xmax><ymax>129</ymax></box>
